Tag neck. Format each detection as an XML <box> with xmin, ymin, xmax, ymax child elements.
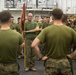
<box><xmin>1</xmin><ymin>24</ymin><xmax>10</xmax><ymax>30</ymax></box>
<box><xmin>28</xmin><ymin>20</ymin><xmax>32</xmax><ymax>22</ymax></box>
<box><xmin>54</xmin><ymin>20</ymin><xmax>63</xmax><ymax>26</ymax></box>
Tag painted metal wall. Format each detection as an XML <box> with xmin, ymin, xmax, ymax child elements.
<box><xmin>0</xmin><ymin>0</ymin><xmax>76</xmax><ymax>22</ymax></box>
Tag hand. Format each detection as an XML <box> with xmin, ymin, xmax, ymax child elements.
<box><xmin>42</xmin><ymin>56</ymin><xmax>48</xmax><ymax>61</ymax></box>
<box><xmin>67</xmin><ymin>54</ymin><xmax>72</xmax><ymax>59</ymax></box>
<box><xmin>22</xmin><ymin>43</ymin><xmax>25</xmax><ymax>46</ymax></box>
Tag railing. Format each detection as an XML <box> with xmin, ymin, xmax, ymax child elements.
<box><xmin>4</xmin><ymin>0</ymin><xmax>56</xmax><ymax>10</ymax></box>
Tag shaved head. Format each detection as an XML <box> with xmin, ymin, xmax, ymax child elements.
<box><xmin>27</xmin><ymin>13</ymin><xmax>33</xmax><ymax>21</ymax></box>
<box><xmin>28</xmin><ymin>13</ymin><xmax>33</xmax><ymax>17</ymax></box>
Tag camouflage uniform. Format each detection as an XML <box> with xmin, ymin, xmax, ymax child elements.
<box><xmin>0</xmin><ymin>63</ymin><xmax>19</xmax><ymax>75</ymax></box>
<box><xmin>36</xmin><ymin>22</ymin><xmax>43</xmax><ymax>35</ymax></box>
<box><xmin>24</xmin><ymin>21</ymin><xmax>37</xmax><ymax>69</ymax></box>
<box><xmin>44</xmin><ymin>58</ymin><xmax>72</xmax><ymax>75</ymax></box>
<box><xmin>42</xmin><ymin>22</ymin><xmax>50</xmax><ymax>29</ymax></box>
<box><xmin>25</xmin><ymin>39</ymin><xmax>35</xmax><ymax>68</ymax></box>
<box><xmin>10</xmin><ymin>23</ymin><xmax>21</xmax><ymax>33</ymax></box>
<box><xmin>0</xmin><ymin>29</ymin><xmax>23</xmax><ymax>75</ymax></box>
<box><xmin>37</xmin><ymin>25</ymin><xmax>76</xmax><ymax>75</ymax></box>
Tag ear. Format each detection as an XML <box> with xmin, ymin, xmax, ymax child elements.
<box><xmin>62</xmin><ymin>15</ymin><xmax>64</xmax><ymax>20</ymax></box>
<box><xmin>52</xmin><ymin>15</ymin><xmax>54</xmax><ymax>21</ymax></box>
<box><xmin>9</xmin><ymin>18</ymin><xmax>12</xmax><ymax>23</ymax></box>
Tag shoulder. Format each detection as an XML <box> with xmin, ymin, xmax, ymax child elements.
<box><xmin>25</xmin><ymin>21</ymin><xmax>28</xmax><ymax>24</ymax></box>
<box><xmin>11</xmin><ymin>29</ymin><xmax>21</xmax><ymax>36</ymax></box>
<box><xmin>64</xmin><ymin>25</ymin><xmax>74</xmax><ymax>30</ymax></box>
<box><xmin>32</xmin><ymin>21</ymin><xmax>37</xmax><ymax>25</ymax></box>
<box><xmin>63</xmin><ymin>25</ymin><xmax>76</xmax><ymax>35</ymax></box>
<box><xmin>43</xmin><ymin>25</ymin><xmax>53</xmax><ymax>30</ymax></box>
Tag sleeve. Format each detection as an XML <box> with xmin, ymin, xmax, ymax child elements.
<box><xmin>37</xmin><ymin>29</ymin><xmax>46</xmax><ymax>43</ymax></box>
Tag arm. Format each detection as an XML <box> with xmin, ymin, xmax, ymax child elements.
<box><xmin>23</xmin><ymin>26</ymin><xmax>42</xmax><ymax>33</ymax></box>
<box><xmin>31</xmin><ymin>38</ymin><xmax>43</xmax><ymax>58</ymax></box>
<box><xmin>31</xmin><ymin>38</ymin><xmax>48</xmax><ymax>60</ymax></box>
<box><xmin>18</xmin><ymin>43</ymin><xmax>24</xmax><ymax>54</ymax></box>
<box><xmin>67</xmin><ymin>30</ymin><xmax>76</xmax><ymax>59</ymax></box>
<box><xmin>67</xmin><ymin>50</ymin><xmax>76</xmax><ymax>59</ymax></box>
<box><xmin>18</xmin><ymin>34</ymin><xmax>24</xmax><ymax>54</ymax></box>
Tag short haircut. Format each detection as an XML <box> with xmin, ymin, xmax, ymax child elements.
<box><xmin>18</xmin><ymin>17</ymin><xmax>21</xmax><ymax>20</ymax></box>
<box><xmin>28</xmin><ymin>13</ymin><xmax>33</xmax><ymax>17</ymax></box>
<box><xmin>0</xmin><ymin>10</ymin><xmax>11</xmax><ymax>23</ymax></box>
<box><xmin>52</xmin><ymin>8</ymin><xmax>63</xmax><ymax>20</ymax></box>
<box><xmin>35</xmin><ymin>16</ymin><xmax>39</xmax><ymax>18</ymax></box>
<box><xmin>46</xmin><ymin>16</ymin><xmax>50</xmax><ymax>18</ymax></box>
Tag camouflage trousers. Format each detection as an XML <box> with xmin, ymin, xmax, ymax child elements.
<box><xmin>0</xmin><ymin>63</ymin><xmax>19</xmax><ymax>75</ymax></box>
<box><xmin>44</xmin><ymin>58</ymin><xmax>73</xmax><ymax>75</ymax></box>
<box><xmin>24</xmin><ymin>39</ymin><xmax>35</xmax><ymax>68</ymax></box>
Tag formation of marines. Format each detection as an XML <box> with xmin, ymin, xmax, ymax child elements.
<box><xmin>0</xmin><ymin>8</ymin><xmax>76</xmax><ymax>75</ymax></box>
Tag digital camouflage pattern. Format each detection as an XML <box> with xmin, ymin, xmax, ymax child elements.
<box><xmin>25</xmin><ymin>39</ymin><xmax>35</xmax><ymax>68</ymax></box>
<box><xmin>44</xmin><ymin>58</ymin><xmax>73</xmax><ymax>75</ymax></box>
<box><xmin>0</xmin><ymin>63</ymin><xmax>19</xmax><ymax>75</ymax></box>
<box><xmin>24</xmin><ymin>21</ymin><xmax>37</xmax><ymax>69</ymax></box>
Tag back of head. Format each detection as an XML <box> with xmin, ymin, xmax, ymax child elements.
<box><xmin>0</xmin><ymin>10</ymin><xmax>11</xmax><ymax>24</ymax></box>
<box><xmin>52</xmin><ymin>8</ymin><xmax>63</xmax><ymax>20</ymax></box>
<box><xmin>18</xmin><ymin>17</ymin><xmax>21</xmax><ymax>20</ymax></box>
